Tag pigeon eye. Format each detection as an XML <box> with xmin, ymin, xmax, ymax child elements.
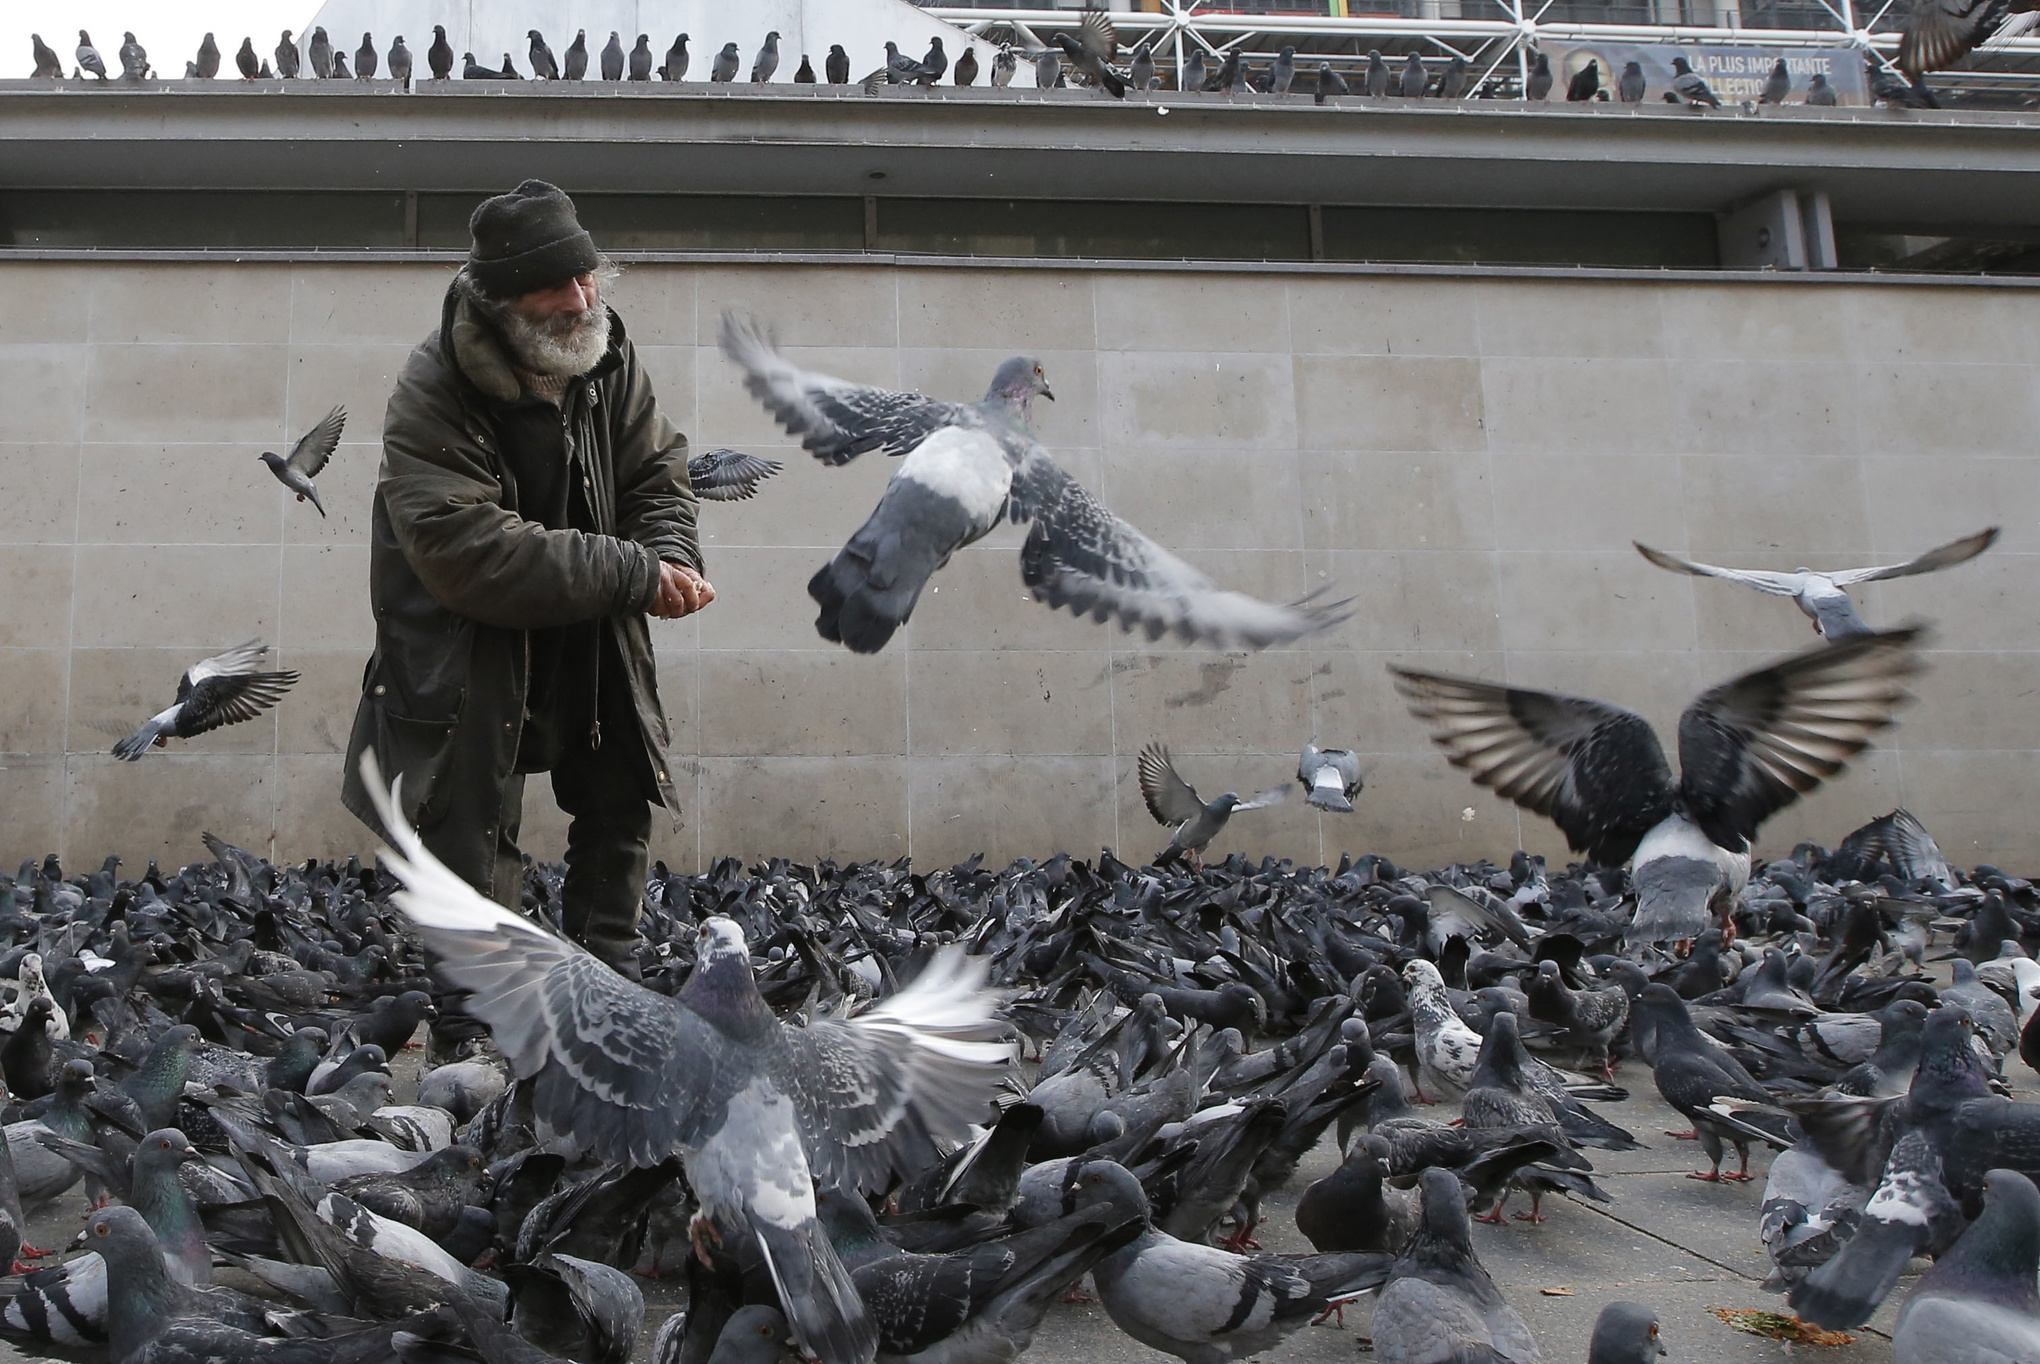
<box><xmin>94</xmin><ymin>1224</ymin><xmax>107</xmax><ymax>1237</ymax></box>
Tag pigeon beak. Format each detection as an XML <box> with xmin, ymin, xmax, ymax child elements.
<box><xmin>1040</xmin><ymin>386</ymin><xmax>1055</xmax><ymax>402</ymax></box>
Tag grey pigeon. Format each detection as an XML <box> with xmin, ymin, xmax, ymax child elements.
<box><xmin>1395</xmin><ymin>630</ymin><xmax>1922</xmax><ymax>945</ymax></box>
<box><xmin>1759</xmin><ymin>56</ymin><xmax>1792</xmax><ymax>102</ymax></box>
<box><xmin>362</xmin><ymin>760</ymin><xmax>1012</xmax><ymax>1364</ymax></box>
<box><xmin>1807</xmin><ymin>72</ymin><xmax>1838</xmax><ymax>104</ymax></box>
<box><xmin>1525</xmin><ymin>958</ymin><xmax>1628</xmax><ymax>1080</ymax></box>
<box><xmin>308</xmin><ymin>26</ymin><xmax>332</xmax><ymax>78</ymax></box>
<box><xmin>1440</xmin><ymin>55</ymin><xmax>1469</xmax><ymax>97</ymax></box>
<box><xmin>1054</xmin><ymin>13</ymin><xmax>1123</xmax><ymax>96</ymax></box>
<box><xmin>917</xmin><ymin>37</ymin><xmax>948</xmax><ymax>84</ymax></box>
<box><xmin>39</xmin><ymin>1128</ymin><xmax>209</xmax><ymax>1285</ymax></box>
<box><xmin>722</xmin><ymin>315</ymin><xmax>1346</xmax><ymax>653</ymax></box>
<box><xmin>31</xmin><ymin>35</ymin><xmax>63</xmax><ymax>78</ymax></box>
<box><xmin>689</xmin><ymin>449</ymin><xmax>784</xmax><ymax>502</ymax></box>
<box><xmin>991</xmin><ymin>44</ymin><xmax>1015</xmax><ymax>86</ymax></box>
<box><xmin>333</xmin><ymin>1145</ymin><xmax>485</xmax><ymax>1240</ymax></box>
<box><xmin>1635</xmin><ymin>528</ymin><xmax>1997</xmax><ymax>640</ymax></box>
<box><xmin>113</xmin><ymin>643</ymin><xmax>298</xmax><ymax>761</ymax></box>
<box><xmin>661</xmin><ymin>34</ymin><xmax>688</xmax><ymax>80</ymax></box>
<box><xmin>1035</xmin><ymin>46</ymin><xmax>1061</xmax><ymax>88</ymax></box>
<box><xmin>712</xmin><ymin>41</ymin><xmax>740</xmax><ymax>82</ymax></box>
<box><xmin>427</xmin><ymin>26</ymin><xmax>452</xmax><ymax>80</ymax></box>
<box><xmin>277</xmin><ymin>30</ymin><xmax>301</xmax><ymax>78</ymax></box>
<box><xmin>1567</xmin><ymin>58</ymin><xmax>1600</xmax><ymax>100</ymax></box>
<box><xmin>955</xmin><ymin>47</ymin><xmax>979</xmax><ymax>85</ymax></box>
<box><xmin>118</xmin><ymin>31</ymin><xmax>147</xmax><ymax>80</ymax></box>
<box><xmin>1183</xmin><ymin>48</ymin><xmax>1207</xmax><ymax>91</ymax></box>
<box><xmin>1618</xmin><ymin>60</ymin><xmax>1647</xmax><ymax>101</ymax></box>
<box><xmin>183</xmin><ymin>59</ymin><xmax>198</xmax><ymax>77</ymax></box>
<box><xmin>1316</xmin><ymin>63</ymin><xmax>1349</xmax><ymax>103</ymax></box>
<box><xmin>1526</xmin><ymin>50</ymin><xmax>1553</xmax><ymax>98</ymax></box>
<box><xmin>829</xmin><ymin>44</ymin><xmax>852</xmax><ymax>84</ymax></box>
<box><xmin>1637</xmin><ymin>986</ymin><xmax>1791</xmax><ymax>1182</ymax></box>
<box><xmin>1297</xmin><ymin>743</ymin><xmax>1362</xmax><ymax>812</ymax></box>
<box><xmin>1374</xmin><ymin>1168</ymin><xmax>1541</xmax><ymax>1364</ymax></box>
<box><xmin>1073</xmin><ymin>1161</ymin><xmax>1390</xmax><ymax>1364</ymax></box>
<box><xmin>387</xmin><ymin>37</ymin><xmax>411</xmax><ymax>85</ymax></box>
<box><xmin>260</xmin><ymin>403</ymin><xmax>344</xmax><ymax>516</ymax></box>
<box><xmin>1216</xmin><ymin>49</ymin><xmax>1242</xmax><ymax>92</ymax></box>
<box><xmin>1268</xmin><ymin>44</ymin><xmax>1296</xmax><ymax>93</ymax></box>
<box><xmin>1669</xmin><ymin>56</ymin><xmax>1720</xmax><ymax>105</ymax></box>
<box><xmin>1365</xmin><ymin>49</ymin><xmax>1389</xmax><ymax>96</ymax></box>
<box><xmin>1589</xmin><ymin>1303</ymin><xmax>1665</xmax><ymax>1364</ymax></box>
<box><xmin>628</xmin><ymin>35</ymin><xmax>653</xmax><ymax>81</ymax></box>
<box><xmin>1131</xmin><ymin>39</ymin><xmax>1156</xmax><ymax>90</ymax></box>
<box><xmin>564</xmin><ymin>30</ymin><xmax>588</xmax><ymax>80</ymax></box>
<box><xmin>332</xmin><ymin>51</ymin><xmax>351</xmax><ymax>78</ymax></box>
<box><xmin>1890</xmin><ymin>1168</ymin><xmax>2040</xmax><ymax>1364</ymax></box>
<box><xmin>528</xmin><ymin>31</ymin><xmax>556</xmax><ymax>79</ymax></box>
<box><xmin>259</xmin><ymin>59</ymin><xmax>274</xmax><ymax>77</ymax></box>
<box><xmin>1140</xmin><ymin>743</ymin><xmax>1290</xmax><ymax>869</ymax></box>
<box><xmin>355</xmin><ymin>34</ymin><xmax>376</xmax><ymax>79</ymax></box>
<box><xmin>235</xmin><ymin>36</ymin><xmax>258</xmax><ymax>78</ymax></box>
<box><xmin>1400</xmin><ymin>52</ymin><xmax>1427</xmax><ymax>96</ymax></box>
<box><xmin>601</xmin><ymin>32</ymin><xmax>625</xmax><ymax>80</ymax></box>
<box><xmin>859</xmin><ymin>43</ymin><xmax>917</xmax><ymax>92</ymax></box>
<box><xmin>194</xmin><ymin>33</ymin><xmax>219</xmax><ymax>78</ymax></box>
<box><xmin>752</xmin><ymin>31</ymin><xmax>780</xmax><ymax>82</ymax></box>
<box><xmin>708</xmin><ymin>1306</ymin><xmax>794</xmax><ymax>1364</ymax></box>
<box><xmin>795</xmin><ymin>54</ymin><xmax>817</xmax><ymax>82</ymax></box>
<box><xmin>509</xmin><ymin>1251</ymin><xmax>644</xmax><ymax>1364</ymax></box>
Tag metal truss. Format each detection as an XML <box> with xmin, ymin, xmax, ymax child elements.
<box><xmin>926</xmin><ymin>0</ymin><xmax>2040</xmax><ymax>100</ymax></box>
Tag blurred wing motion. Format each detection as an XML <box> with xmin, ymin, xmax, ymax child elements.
<box><xmin>1138</xmin><ymin>743</ymin><xmax>1205</xmax><ymax>826</ymax></box>
<box><xmin>288</xmin><ymin>406</ymin><xmax>347</xmax><ymax>479</ymax></box>
<box><xmin>719</xmin><ymin>313</ymin><xmax>968</xmax><ymax>466</ymax></box>
<box><xmin>688</xmin><ymin>448</ymin><xmax>786</xmax><ymax>502</ymax></box>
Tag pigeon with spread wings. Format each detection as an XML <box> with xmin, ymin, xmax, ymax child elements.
<box><xmin>259</xmin><ymin>405</ymin><xmax>346</xmax><ymax>518</ymax></box>
<box><xmin>1634</xmin><ymin>528</ymin><xmax>1996</xmax><ymax>640</ymax></box>
<box><xmin>112</xmin><ymin>641</ymin><xmax>299</xmax><ymax>761</ymax></box>
<box><xmin>718</xmin><ymin>312</ymin><xmax>1346</xmax><ymax>653</ymax></box>
<box><xmin>358</xmin><ymin>754</ymin><xmax>1012</xmax><ymax>1364</ymax></box>
<box><xmin>1392</xmin><ymin>630</ymin><xmax>1924</xmax><ymax>944</ymax></box>
<box><xmin>687</xmin><ymin>448</ymin><xmax>784</xmax><ymax>503</ymax></box>
<box><xmin>1138</xmin><ymin>742</ymin><xmax>1289</xmax><ymax>870</ymax></box>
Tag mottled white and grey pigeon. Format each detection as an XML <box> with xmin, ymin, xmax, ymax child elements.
<box><xmin>720</xmin><ymin>314</ymin><xmax>1346</xmax><ymax>653</ymax></box>
<box><xmin>112</xmin><ymin>642</ymin><xmax>299</xmax><ymax>761</ymax></box>
<box><xmin>1297</xmin><ymin>743</ymin><xmax>1362</xmax><ymax>812</ymax></box>
<box><xmin>360</xmin><ymin>754</ymin><xmax>1013</xmax><ymax>1364</ymax></box>
<box><xmin>688</xmin><ymin>449</ymin><xmax>784</xmax><ymax>502</ymax></box>
<box><xmin>259</xmin><ymin>404</ymin><xmax>345</xmax><ymax>517</ymax></box>
<box><xmin>1890</xmin><ymin>1168</ymin><xmax>2040</xmax><ymax>1364</ymax></box>
<box><xmin>991</xmin><ymin>44</ymin><xmax>1016</xmax><ymax>86</ymax></box>
<box><xmin>1373</xmin><ymin>1168</ymin><xmax>1541</xmax><ymax>1364</ymax></box>
<box><xmin>1394</xmin><ymin>630</ymin><xmax>1923</xmax><ymax>945</ymax></box>
<box><xmin>1634</xmin><ymin>528</ymin><xmax>1997</xmax><ymax>640</ymax></box>
<box><xmin>1138</xmin><ymin>743</ymin><xmax>1290</xmax><ymax>869</ymax></box>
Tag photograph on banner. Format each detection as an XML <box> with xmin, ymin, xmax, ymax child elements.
<box><xmin>1537</xmin><ymin>39</ymin><xmax>1871</xmax><ymax>105</ymax></box>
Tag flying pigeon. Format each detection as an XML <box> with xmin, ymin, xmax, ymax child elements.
<box><xmin>1635</xmin><ymin>527</ymin><xmax>1996</xmax><ymax>639</ymax></box>
<box><xmin>31</xmin><ymin>35</ymin><xmax>63</xmax><ymax>78</ymax></box>
<box><xmin>275</xmin><ymin>29</ymin><xmax>300</xmax><ymax>78</ymax></box>
<box><xmin>720</xmin><ymin>314</ymin><xmax>1346</xmax><ymax>652</ymax></box>
<box><xmin>1138</xmin><ymin>743</ymin><xmax>1290</xmax><ymax>869</ymax></box>
<box><xmin>661</xmin><ymin>34</ymin><xmax>688</xmax><ymax>80</ymax></box>
<box><xmin>1373</xmin><ymin>1167</ymin><xmax>1540</xmax><ymax>1364</ymax></box>
<box><xmin>752</xmin><ymin>31</ymin><xmax>780</xmax><ymax>82</ymax></box>
<box><xmin>1053</xmin><ymin>11</ymin><xmax>1125</xmax><ymax>96</ymax></box>
<box><xmin>111</xmin><ymin>641</ymin><xmax>300</xmax><ymax>761</ymax></box>
<box><xmin>628</xmin><ymin>35</ymin><xmax>653</xmax><ymax>81</ymax></box>
<box><xmin>1525</xmin><ymin>50</ymin><xmax>1553</xmax><ymax>98</ymax></box>
<box><xmin>601</xmin><ymin>32</ymin><xmax>625</xmax><ymax>80</ymax></box>
<box><xmin>259</xmin><ymin>404</ymin><xmax>345</xmax><ymax>516</ymax></box>
<box><xmin>1298</xmin><ymin>743</ymin><xmax>1362</xmax><ymax>812</ymax></box>
<box><xmin>359</xmin><ymin>753</ymin><xmax>1013</xmax><ymax>1364</ymax></box>
<box><xmin>1669</xmin><ymin>56</ymin><xmax>1721</xmax><ymax>105</ymax></box>
<box><xmin>688</xmin><ymin>449</ymin><xmax>784</xmax><ymax>502</ymax></box>
<box><xmin>1618</xmin><ymin>59</ymin><xmax>1647</xmax><ymax>101</ymax></box>
<box><xmin>1392</xmin><ymin>629</ymin><xmax>1924</xmax><ymax>944</ymax></box>
<box><xmin>386</xmin><ymin>37</ymin><xmax>410</xmax><ymax>85</ymax></box>
<box><xmin>1899</xmin><ymin>0</ymin><xmax>2038</xmax><ymax>79</ymax></box>
<box><xmin>564</xmin><ymin>31</ymin><xmax>588</xmax><ymax>80</ymax></box>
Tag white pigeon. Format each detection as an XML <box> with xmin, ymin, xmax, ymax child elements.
<box><xmin>1403</xmin><ymin>960</ymin><xmax>1484</xmax><ymax>1102</ymax></box>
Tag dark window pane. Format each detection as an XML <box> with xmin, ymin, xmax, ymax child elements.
<box><xmin>1322</xmin><ymin>207</ymin><xmax>1718</xmax><ymax>267</ymax></box>
<box><xmin>876</xmin><ymin>198</ymin><xmax>1312</xmax><ymax>260</ymax></box>
<box><xmin>417</xmin><ymin>193</ymin><xmax>865</xmax><ymax>251</ymax></box>
<box><xmin>0</xmin><ymin>190</ymin><xmax>405</xmax><ymax>249</ymax></box>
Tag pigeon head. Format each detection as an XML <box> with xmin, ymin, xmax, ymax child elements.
<box><xmin>716</xmin><ymin>1306</ymin><xmax>794</xmax><ymax>1361</ymax></box>
<box><xmin>696</xmin><ymin>915</ymin><xmax>749</xmax><ymax>963</ymax></box>
<box><xmin>1911</xmin><ymin>1169</ymin><xmax>2040</xmax><ymax>1314</ymax></box>
<box><xmin>1401</xmin><ymin>957</ymin><xmax>1445</xmax><ymax>994</ymax></box>
<box><xmin>1468</xmin><ymin>1008</ymin><xmax>1530</xmax><ymax>1090</ymax></box>
<box><xmin>1588</xmin><ymin>1302</ymin><xmax>1666</xmax><ymax>1364</ymax></box>
<box><xmin>1915</xmin><ymin>1005</ymin><xmax>1992</xmax><ymax>1103</ymax></box>
<box><xmin>1414</xmin><ymin>1165</ymin><xmax>1474</xmax><ymax>1250</ymax></box>
<box><xmin>1069</xmin><ymin>1158</ymin><xmax>1150</xmax><ymax>1220</ymax></box>
<box><xmin>258</xmin><ymin>450</ymin><xmax>288</xmax><ymax>474</ymax></box>
<box><xmin>985</xmin><ymin>356</ymin><xmax>1054</xmax><ymax>412</ymax></box>
<box><xmin>1673</xmin><ymin>57</ymin><xmax>1693</xmax><ymax>73</ymax></box>
<box><xmin>135</xmin><ymin>1128</ymin><xmax>203</xmax><ymax>1171</ymax></box>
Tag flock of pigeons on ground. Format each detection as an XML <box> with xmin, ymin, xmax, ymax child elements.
<box><xmin>22</xmin><ymin>4</ymin><xmax>1997</xmax><ymax>109</ymax></box>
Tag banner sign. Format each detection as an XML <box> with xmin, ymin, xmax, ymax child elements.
<box><xmin>1536</xmin><ymin>40</ymin><xmax>1872</xmax><ymax>106</ymax></box>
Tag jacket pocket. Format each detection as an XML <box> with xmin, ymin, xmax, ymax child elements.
<box><xmin>350</xmin><ymin>688</ymin><xmax>464</xmax><ymax>832</ymax></box>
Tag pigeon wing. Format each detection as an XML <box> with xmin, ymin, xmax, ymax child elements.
<box><xmin>1632</xmin><ymin>542</ymin><xmax>1806</xmax><ymax>596</ymax></box>
<box><xmin>1012</xmin><ymin>450</ymin><xmax>1348</xmax><ymax>649</ymax></box>
<box><xmin>1828</xmin><ymin>527</ymin><xmax>1999</xmax><ymax>586</ymax></box>
<box><xmin>1675</xmin><ymin>629</ymin><xmax>1923</xmax><ymax>852</ymax></box>
<box><xmin>687</xmin><ymin>449</ymin><xmax>785</xmax><ymax>502</ymax></box>
<box><xmin>176</xmin><ymin>669</ymin><xmax>300</xmax><ymax>737</ymax></box>
<box><xmin>719</xmin><ymin>313</ymin><xmax>970</xmax><ymax>466</ymax></box>
<box><xmin>358</xmin><ymin>755</ymin><xmax>725</xmax><ymax>1168</ymax></box>
<box><xmin>1077</xmin><ymin>8</ymin><xmax>1118</xmax><ymax>62</ymax></box>
<box><xmin>287</xmin><ymin>405</ymin><xmax>347</xmax><ymax>479</ymax></box>
<box><xmin>1899</xmin><ymin>0</ymin><xmax>2001</xmax><ymax>75</ymax></box>
<box><xmin>1138</xmin><ymin>743</ymin><xmax>1205</xmax><ymax>826</ymax></box>
<box><xmin>776</xmin><ymin>948</ymin><xmax>1012</xmax><ymax>1196</ymax></box>
<box><xmin>1390</xmin><ymin>667</ymin><xmax>1676</xmax><ymax>867</ymax></box>
<box><xmin>179</xmin><ymin>639</ymin><xmax>274</xmax><ymax>693</ymax></box>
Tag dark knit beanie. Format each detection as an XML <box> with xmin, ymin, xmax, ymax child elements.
<box><xmin>466</xmin><ymin>180</ymin><xmax>599</xmax><ymax>298</ymax></box>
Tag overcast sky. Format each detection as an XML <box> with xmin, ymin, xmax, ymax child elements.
<box><xmin>9</xmin><ymin>1</ymin><xmax>320</xmax><ymax>75</ymax></box>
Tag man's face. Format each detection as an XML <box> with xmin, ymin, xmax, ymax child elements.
<box><xmin>493</xmin><ymin>268</ymin><xmax>610</xmax><ymax>378</ymax></box>
<box><xmin>513</xmin><ymin>271</ymin><xmax>600</xmax><ymax>325</ymax></box>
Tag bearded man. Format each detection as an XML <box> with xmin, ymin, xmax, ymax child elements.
<box><xmin>343</xmin><ymin>180</ymin><xmax>710</xmax><ymax>980</ymax></box>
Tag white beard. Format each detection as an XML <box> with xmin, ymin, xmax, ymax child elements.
<box><xmin>498</xmin><ymin>301</ymin><xmax>611</xmax><ymax>377</ymax></box>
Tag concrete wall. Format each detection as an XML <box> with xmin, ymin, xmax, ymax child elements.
<box><xmin>2</xmin><ymin>256</ymin><xmax>2034</xmax><ymax>875</ymax></box>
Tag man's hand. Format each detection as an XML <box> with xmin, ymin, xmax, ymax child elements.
<box><xmin>651</xmin><ymin>562</ymin><xmax>715</xmax><ymax>619</ymax></box>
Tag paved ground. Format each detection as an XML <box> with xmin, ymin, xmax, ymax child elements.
<box><xmin>10</xmin><ymin>1025</ymin><xmax>1993</xmax><ymax>1364</ymax></box>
